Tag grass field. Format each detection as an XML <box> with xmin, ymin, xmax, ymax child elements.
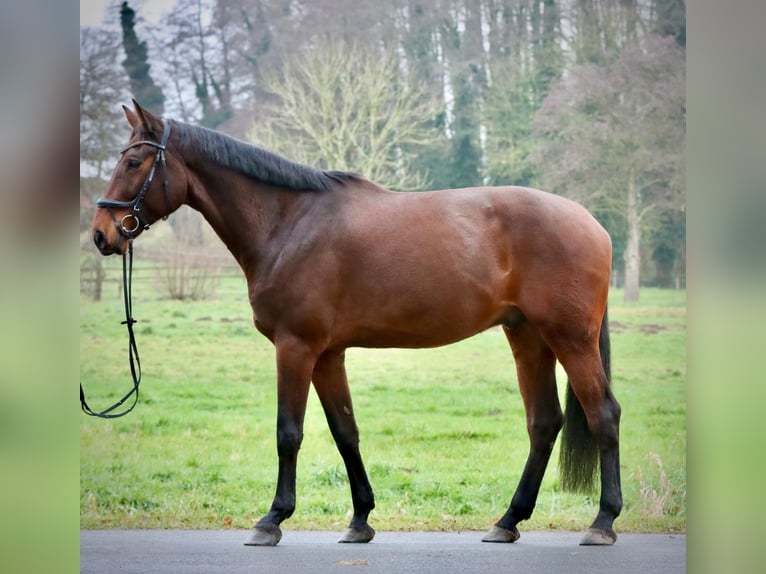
<box><xmin>80</xmin><ymin>275</ymin><xmax>685</xmax><ymax>535</ymax></box>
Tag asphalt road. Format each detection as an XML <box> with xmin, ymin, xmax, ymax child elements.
<box><xmin>80</xmin><ymin>530</ymin><xmax>685</xmax><ymax>573</ymax></box>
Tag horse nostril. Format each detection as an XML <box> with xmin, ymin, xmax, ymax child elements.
<box><xmin>93</xmin><ymin>229</ymin><xmax>106</xmax><ymax>250</ymax></box>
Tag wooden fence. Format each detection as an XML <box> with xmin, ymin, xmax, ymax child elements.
<box><xmin>80</xmin><ymin>243</ymin><xmax>244</xmax><ymax>301</ymax></box>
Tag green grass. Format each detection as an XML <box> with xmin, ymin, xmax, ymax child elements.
<box><xmin>80</xmin><ymin>280</ymin><xmax>685</xmax><ymax>534</ymax></box>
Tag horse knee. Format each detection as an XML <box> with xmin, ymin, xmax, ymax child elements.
<box><xmin>276</xmin><ymin>429</ymin><xmax>304</xmax><ymax>457</ymax></box>
<box><xmin>333</xmin><ymin>426</ymin><xmax>360</xmax><ymax>450</ymax></box>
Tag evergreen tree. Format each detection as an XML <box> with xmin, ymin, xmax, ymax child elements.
<box><xmin>80</xmin><ymin>27</ymin><xmax>130</xmax><ymax>179</ymax></box>
<box><xmin>448</xmin><ymin>74</ymin><xmax>482</xmax><ymax>189</ymax></box>
<box><xmin>654</xmin><ymin>0</ymin><xmax>686</xmax><ymax>47</ymax></box>
<box><xmin>120</xmin><ymin>1</ymin><xmax>164</xmax><ymax>115</ymax></box>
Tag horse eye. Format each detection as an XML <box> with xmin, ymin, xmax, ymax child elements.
<box><xmin>126</xmin><ymin>159</ymin><xmax>141</xmax><ymax>170</ymax></box>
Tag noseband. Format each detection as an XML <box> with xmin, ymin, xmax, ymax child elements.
<box><xmin>96</xmin><ymin>120</ymin><xmax>172</xmax><ymax>238</ymax></box>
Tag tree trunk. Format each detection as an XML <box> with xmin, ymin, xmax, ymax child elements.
<box><xmin>93</xmin><ymin>257</ymin><xmax>104</xmax><ymax>302</ymax></box>
<box><xmin>624</xmin><ymin>171</ymin><xmax>640</xmax><ymax>302</ymax></box>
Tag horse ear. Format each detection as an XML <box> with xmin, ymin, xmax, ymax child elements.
<box><xmin>123</xmin><ymin>104</ymin><xmax>139</xmax><ymax>128</ymax></box>
<box><xmin>132</xmin><ymin>99</ymin><xmax>161</xmax><ymax>134</ymax></box>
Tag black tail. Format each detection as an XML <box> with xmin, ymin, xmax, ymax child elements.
<box><xmin>558</xmin><ymin>305</ymin><xmax>611</xmax><ymax>493</ymax></box>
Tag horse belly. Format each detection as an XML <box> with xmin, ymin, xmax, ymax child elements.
<box><xmin>337</xmin><ymin>264</ymin><xmax>513</xmax><ymax>349</ymax></box>
<box><xmin>343</xmin><ymin>313</ymin><xmax>502</xmax><ymax>349</ymax></box>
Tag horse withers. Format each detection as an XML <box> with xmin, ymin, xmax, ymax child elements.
<box><xmin>91</xmin><ymin>101</ymin><xmax>621</xmax><ymax>547</ymax></box>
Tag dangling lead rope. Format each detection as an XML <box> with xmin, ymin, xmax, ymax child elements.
<box><xmin>80</xmin><ymin>239</ymin><xmax>142</xmax><ymax>418</ymax></box>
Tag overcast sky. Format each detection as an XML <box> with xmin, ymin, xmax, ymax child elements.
<box><xmin>80</xmin><ymin>0</ymin><xmax>176</xmax><ymax>28</ymax></box>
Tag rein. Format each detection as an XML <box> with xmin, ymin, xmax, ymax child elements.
<box><xmin>80</xmin><ymin>239</ymin><xmax>142</xmax><ymax>418</ymax></box>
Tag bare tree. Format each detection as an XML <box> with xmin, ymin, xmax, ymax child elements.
<box><xmin>531</xmin><ymin>34</ymin><xmax>685</xmax><ymax>301</ymax></box>
<box><xmin>152</xmin><ymin>207</ymin><xmax>222</xmax><ymax>301</ymax></box>
<box><xmin>80</xmin><ymin>27</ymin><xmax>131</xmax><ymax>179</ymax></box>
<box><xmin>248</xmin><ymin>40</ymin><xmax>441</xmax><ymax>190</ymax></box>
<box><xmin>160</xmin><ymin>0</ymin><xmax>233</xmax><ymax>128</ymax></box>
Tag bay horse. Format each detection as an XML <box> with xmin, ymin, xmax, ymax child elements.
<box><xmin>91</xmin><ymin>101</ymin><xmax>622</xmax><ymax>547</ymax></box>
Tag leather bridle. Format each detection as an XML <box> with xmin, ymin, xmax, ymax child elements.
<box><xmin>96</xmin><ymin>119</ymin><xmax>172</xmax><ymax>238</ymax></box>
<box><xmin>81</xmin><ymin>120</ymin><xmax>172</xmax><ymax>418</ymax></box>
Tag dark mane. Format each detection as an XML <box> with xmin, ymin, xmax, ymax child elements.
<box><xmin>175</xmin><ymin>121</ymin><xmax>359</xmax><ymax>191</ymax></box>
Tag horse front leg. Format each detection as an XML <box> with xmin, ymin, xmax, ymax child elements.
<box><xmin>245</xmin><ymin>337</ymin><xmax>316</xmax><ymax>546</ymax></box>
<box><xmin>312</xmin><ymin>349</ymin><xmax>376</xmax><ymax>543</ymax></box>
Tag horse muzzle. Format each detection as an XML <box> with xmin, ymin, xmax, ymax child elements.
<box><xmin>92</xmin><ymin>223</ymin><xmax>128</xmax><ymax>255</ymax></box>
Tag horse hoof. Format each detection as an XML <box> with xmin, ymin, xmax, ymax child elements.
<box><xmin>244</xmin><ymin>526</ymin><xmax>283</xmax><ymax>546</ymax></box>
<box><xmin>339</xmin><ymin>524</ymin><xmax>375</xmax><ymax>543</ymax></box>
<box><xmin>580</xmin><ymin>527</ymin><xmax>617</xmax><ymax>546</ymax></box>
<box><xmin>482</xmin><ymin>525</ymin><xmax>520</xmax><ymax>543</ymax></box>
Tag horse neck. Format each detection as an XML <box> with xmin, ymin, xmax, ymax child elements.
<box><xmin>182</xmin><ymin>157</ymin><xmax>308</xmax><ymax>273</ymax></box>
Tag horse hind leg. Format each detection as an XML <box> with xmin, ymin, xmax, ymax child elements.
<box><xmin>553</xmin><ymin>319</ymin><xmax>622</xmax><ymax>546</ymax></box>
<box><xmin>312</xmin><ymin>349</ymin><xmax>376</xmax><ymax>543</ymax></box>
<box><xmin>483</xmin><ymin>322</ymin><xmax>563</xmax><ymax>543</ymax></box>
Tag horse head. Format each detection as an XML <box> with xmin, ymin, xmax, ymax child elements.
<box><xmin>92</xmin><ymin>100</ymin><xmax>188</xmax><ymax>255</ymax></box>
